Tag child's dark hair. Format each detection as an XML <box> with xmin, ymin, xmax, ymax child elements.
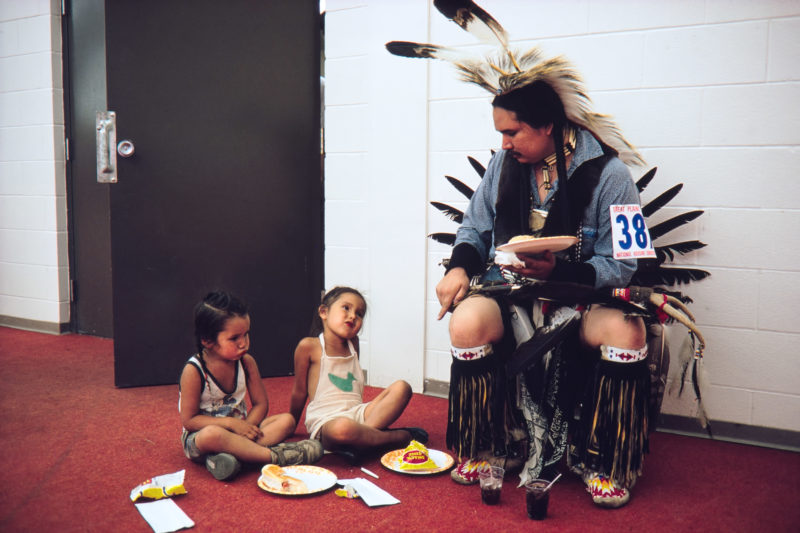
<box><xmin>309</xmin><ymin>286</ymin><xmax>366</xmax><ymax>336</ymax></box>
<box><xmin>193</xmin><ymin>291</ymin><xmax>249</xmax><ymax>353</ymax></box>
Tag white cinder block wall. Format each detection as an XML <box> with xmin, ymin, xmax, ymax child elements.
<box><xmin>0</xmin><ymin>0</ymin><xmax>68</xmax><ymax>330</ymax></box>
<box><xmin>325</xmin><ymin>0</ymin><xmax>800</xmax><ymax>433</ymax></box>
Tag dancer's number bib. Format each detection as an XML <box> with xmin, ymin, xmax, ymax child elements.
<box><xmin>609</xmin><ymin>204</ymin><xmax>656</xmax><ymax>259</ymax></box>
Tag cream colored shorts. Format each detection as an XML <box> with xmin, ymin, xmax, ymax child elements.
<box><xmin>305</xmin><ymin>401</ymin><xmax>369</xmax><ymax>440</ymax></box>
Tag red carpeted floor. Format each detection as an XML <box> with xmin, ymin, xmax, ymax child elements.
<box><xmin>0</xmin><ymin>326</ymin><xmax>798</xmax><ymax>532</ymax></box>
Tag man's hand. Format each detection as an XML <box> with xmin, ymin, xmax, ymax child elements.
<box><xmin>435</xmin><ymin>267</ymin><xmax>470</xmax><ymax>320</ymax></box>
<box><xmin>503</xmin><ymin>250</ymin><xmax>556</xmax><ymax>280</ymax></box>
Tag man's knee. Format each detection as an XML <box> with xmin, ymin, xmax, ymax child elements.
<box><xmin>581</xmin><ymin>306</ymin><xmax>646</xmax><ymax>349</ymax></box>
<box><xmin>449</xmin><ymin>296</ymin><xmax>504</xmax><ymax>347</ymax></box>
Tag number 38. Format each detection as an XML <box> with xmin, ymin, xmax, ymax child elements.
<box><xmin>616</xmin><ymin>213</ymin><xmax>649</xmax><ymax>250</ymax></box>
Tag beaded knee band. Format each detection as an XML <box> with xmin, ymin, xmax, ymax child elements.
<box><xmin>451</xmin><ymin>344</ymin><xmax>493</xmax><ymax>361</ymax></box>
<box><xmin>600</xmin><ymin>345</ymin><xmax>648</xmax><ymax>363</ymax></box>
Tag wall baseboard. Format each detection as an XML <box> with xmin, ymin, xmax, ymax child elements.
<box><xmin>0</xmin><ymin>316</ymin><xmax>69</xmax><ymax>335</ymax></box>
<box><xmin>423</xmin><ymin>378</ymin><xmax>799</xmax><ymax>453</ymax></box>
<box><xmin>657</xmin><ymin>414</ymin><xmax>799</xmax><ymax>453</ymax></box>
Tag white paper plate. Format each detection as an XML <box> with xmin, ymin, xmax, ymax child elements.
<box><xmin>495</xmin><ymin>235</ymin><xmax>578</xmax><ymax>254</ymax></box>
<box><xmin>257</xmin><ymin>465</ymin><xmax>337</xmax><ymax>496</ymax></box>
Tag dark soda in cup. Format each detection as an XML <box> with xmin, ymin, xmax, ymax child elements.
<box><xmin>481</xmin><ymin>486</ymin><xmax>501</xmax><ymax>505</ymax></box>
<box><xmin>525</xmin><ymin>480</ymin><xmax>550</xmax><ymax>520</ymax></box>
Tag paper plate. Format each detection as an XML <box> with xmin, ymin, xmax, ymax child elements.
<box><xmin>495</xmin><ymin>235</ymin><xmax>578</xmax><ymax>255</ymax></box>
<box><xmin>257</xmin><ymin>465</ymin><xmax>337</xmax><ymax>496</ymax></box>
<box><xmin>380</xmin><ymin>448</ymin><xmax>454</xmax><ymax>475</ymax></box>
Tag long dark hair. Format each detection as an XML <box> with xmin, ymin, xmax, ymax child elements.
<box><xmin>193</xmin><ymin>291</ymin><xmax>249</xmax><ymax>353</ymax></box>
<box><xmin>308</xmin><ymin>286</ymin><xmax>366</xmax><ymax>336</ymax></box>
<box><xmin>492</xmin><ymin>80</ymin><xmax>572</xmax><ymax>232</ymax></box>
<box><xmin>491</xmin><ymin>80</ymin><xmax>567</xmax><ymax>129</ymax></box>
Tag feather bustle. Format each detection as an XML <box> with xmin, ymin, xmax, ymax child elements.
<box><xmin>467</xmin><ymin>156</ymin><xmax>486</xmax><ymax>178</ymax></box>
<box><xmin>445</xmin><ymin>176</ymin><xmax>475</xmax><ymax>199</ymax></box>
<box><xmin>430</xmin><ymin>201</ymin><xmax>464</xmax><ymax>223</ymax></box>
<box><xmin>630</xmin><ymin>267</ymin><xmax>710</xmax><ymax>287</ymax></box>
<box><xmin>642</xmin><ymin>183</ymin><xmax>683</xmax><ymax>217</ymax></box>
<box><xmin>655</xmin><ymin>240</ymin><xmax>707</xmax><ymax>262</ymax></box>
<box><xmin>648</xmin><ymin>210</ymin><xmax>704</xmax><ymax>240</ymax></box>
<box><xmin>636</xmin><ymin>167</ymin><xmax>658</xmax><ymax>193</ymax></box>
<box><xmin>428</xmin><ymin>232</ymin><xmax>457</xmax><ymax>246</ymax></box>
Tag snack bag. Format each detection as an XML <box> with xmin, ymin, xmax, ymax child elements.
<box><xmin>130</xmin><ymin>470</ymin><xmax>187</xmax><ymax>502</ymax></box>
<box><xmin>398</xmin><ymin>440</ymin><xmax>438</xmax><ymax>471</ymax></box>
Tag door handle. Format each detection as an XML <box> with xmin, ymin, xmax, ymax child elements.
<box><xmin>96</xmin><ymin>111</ymin><xmax>117</xmax><ymax>183</ymax></box>
<box><xmin>117</xmin><ymin>139</ymin><xmax>135</xmax><ymax>157</ymax></box>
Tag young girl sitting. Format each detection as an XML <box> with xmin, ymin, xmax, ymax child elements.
<box><xmin>179</xmin><ymin>291</ymin><xmax>323</xmax><ymax>481</ymax></box>
<box><xmin>289</xmin><ymin>286</ymin><xmax>427</xmax><ymax>462</ymax></box>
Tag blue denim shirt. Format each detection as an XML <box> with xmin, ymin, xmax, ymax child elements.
<box><xmin>454</xmin><ymin>129</ymin><xmax>640</xmax><ymax>289</ymax></box>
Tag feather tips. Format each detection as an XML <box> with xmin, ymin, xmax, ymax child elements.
<box><xmin>630</xmin><ymin>266</ymin><xmax>710</xmax><ymax>287</ymax></box>
<box><xmin>656</xmin><ymin>240</ymin><xmax>707</xmax><ymax>262</ymax></box>
<box><xmin>648</xmin><ymin>210</ymin><xmax>704</xmax><ymax>241</ymax></box>
<box><xmin>467</xmin><ymin>156</ymin><xmax>486</xmax><ymax>178</ymax></box>
<box><xmin>636</xmin><ymin>167</ymin><xmax>658</xmax><ymax>193</ymax></box>
<box><xmin>445</xmin><ymin>176</ymin><xmax>474</xmax><ymax>200</ymax></box>
<box><xmin>642</xmin><ymin>183</ymin><xmax>683</xmax><ymax>217</ymax></box>
<box><xmin>430</xmin><ymin>201</ymin><xmax>464</xmax><ymax>223</ymax></box>
<box><xmin>385</xmin><ymin>41</ymin><xmax>467</xmax><ymax>63</ymax></box>
<box><xmin>428</xmin><ymin>232</ymin><xmax>457</xmax><ymax>246</ymax></box>
<box><xmin>434</xmin><ymin>0</ymin><xmax>509</xmax><ymax>48</ymax></box>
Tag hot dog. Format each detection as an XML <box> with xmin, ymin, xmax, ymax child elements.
<box><xmin>260</xmin><ymin>464</ymin><xmax>308</xmax><ymax>493</ymax></box>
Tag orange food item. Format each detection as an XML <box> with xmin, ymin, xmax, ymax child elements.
<box><xmin>260</xmin><ymin>464</ymin><xmax>308</xmax><ymax>493</ymax></box>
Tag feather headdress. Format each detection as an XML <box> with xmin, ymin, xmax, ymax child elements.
<box><xmin>386</xmin><ymin>0</ymin><xmax>646</xmax><ymax>166</ymax></box>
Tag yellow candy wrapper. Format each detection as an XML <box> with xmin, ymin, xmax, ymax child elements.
<box><xmin>398</xmin><ymin>440</ymin><xmax>438</xmax><ymax>471</ymax></box>
<box><xmin>130</xmin><ymin>469</ymin><xmax>188</xmax><ymax>502</ymax></box>
<box><xmin>335</xmin><ymin>485</ymin><xmax>359</xmax><ymax>499</ymax></box>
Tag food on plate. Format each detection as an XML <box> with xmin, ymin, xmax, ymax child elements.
<box><xmin>398</xmin><ymin>440</ymin><xmax>438</xmax><ymax>471</ymax></box>
<box><xmin>260</xmin><ymin>464</ymin><xmax>308</xmax><ymax>493</ymax></box>
<box><xmin>508</xmin><ymin>234</ymin><xmax>537</xmax><ymax>243</ymax></box>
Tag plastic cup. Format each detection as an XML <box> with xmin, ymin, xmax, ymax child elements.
<box><xmin>525</xmin><ymin>479</ymin><xmax>550</xmax><ymax>519</ymax></box>
<box><xmin>478</xmin><ymin>465</ymin><xmax>504</xmax><ymax>505</ymax></box>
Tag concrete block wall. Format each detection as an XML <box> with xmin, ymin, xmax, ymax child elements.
<box><xmin>325</xmin><ymin>0</ymin><xmax>800</xmax><ymax>433</ymax></box>
<box><xmin>0</xmin><ymin>0</ymin><xmax>68</xmax><ymax>331</ymax></box>
<box><xmin>324</xmin><ymin>0</ymin><xmax>429</xmax><ymax>389</ymax></box>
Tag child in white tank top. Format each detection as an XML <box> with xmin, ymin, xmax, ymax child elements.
<box><xmin>179</xmin><ymin>291</ymin><xmax>323</xmax><ymax>480</ymax></box>
<box><xmin>289</xmin><ymin>287</ymin><xmax>428</xmax><ymax>461</ymax></box>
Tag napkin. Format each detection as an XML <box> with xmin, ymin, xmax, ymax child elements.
<box><xmin>134</xmin><ymin>498</ymin><xmax>194</xmax><ymax>533</ymax></box>
<box><xmin>336</xmin><ymin>477</ymin><xmax>400</xmax><ymax>507</ymax></box>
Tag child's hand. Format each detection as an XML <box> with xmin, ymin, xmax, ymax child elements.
<box><xmin>230</xmin><ymin>418</ymin><xmax>263</xmax><ymax>441</ymax></box>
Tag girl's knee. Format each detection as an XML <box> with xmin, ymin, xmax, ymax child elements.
<box><xmin>390</xmin><ymin>380</ymin><xmax>412</xmax><ymax>400</ymax></box>
<box><xmin>322</xmin><ymin>418</ymin><xmax>358</xmax><ymax>444</ymax></box>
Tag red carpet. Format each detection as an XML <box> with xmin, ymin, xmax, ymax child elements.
<box><xmin>0</xmin><ymin>326</ymin><xmax>798</xmax><ymax>532</ymax></box>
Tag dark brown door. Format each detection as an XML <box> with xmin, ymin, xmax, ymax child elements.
<box><xmin>67</xmin><ymin>0</ymin><xmax>323</xmax><ymax>387</ymax></box>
